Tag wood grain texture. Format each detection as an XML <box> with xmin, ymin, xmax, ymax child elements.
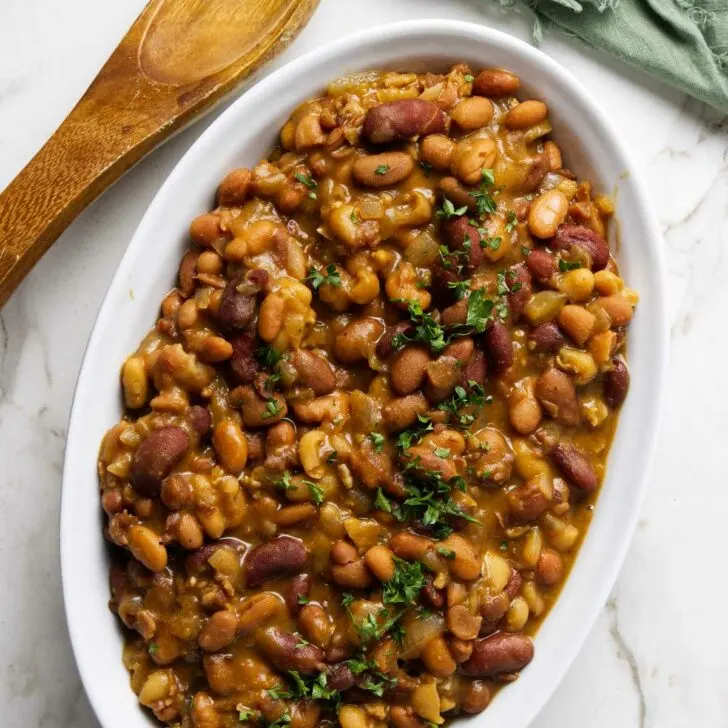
<box><xmin>0</xmin><ymin>0</ymin><xmax>319</xmax><ymax>308</ymax></box>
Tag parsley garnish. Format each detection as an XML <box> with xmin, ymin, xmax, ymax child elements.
<box><xmin>304</xmin><ymin>480</ymin><xmax>325</xmax><ymax>505</ymax></box>
<box><xmin>307</xmin><ymin>264</ymin><xmax>342</xmax><ymax>291</ymax></box>
<box><xmin>274</xmin><ymin>471</ymin><xmax>296</xmax><ymax>492</ymax></box>
<box><xmin>470</xmin><ymin>168</ymin><xmax>497</xmax><ymax>217</ymax></box>
<box><xmin>395</xmin><ymin>414</ymin><xmax>434</xmax><ymax>451</ymax></box>
<box><xmin>369</xmin><ymin>433</ymin><xmax>385</xmax><ymax>453</ymax></box>
<box><xmin>506</xmin><ymin>210</ymin><xmax>518</xmax><ymax>232</ymax></box>
<box><xmin>237</xmin><ymin>707</ymin><xmax>257</xmax><ymax>723</ymax></box>
<box><xmin>437</xmin><ymin>198</ymin><xmax>468</xmax><ymax>220</ymax></box>
<box><xmin>464</xmin><ymin>74</ymin><xmax>474</xmax><ymax>83</ymax></box>
<box><xmin>262</xmin><ymin>398</ymin><xmax>283</xmax><ymax>419</ymax></box>
<box><xmin>393</xmin><ymin>299</ymin><xmax>447</xmax><ymax>353</ymax></box>
<box><xmin>294</xmin><ymin>172</ymin><xmax>318</xmax><ymax>200</ymax></box>
<box><xmin>434</xmin><ymin>447</ymin><xmax>451</xmax><ymax>458</ymax></box>
<box><xmin>375</xmin><ymin>164</ymin><xmax>390</xmax><ymax>175</ymax></box>
<box><xmin>559</xmin><ymin>259</ymin><xmax>582</xmax><ymax>272</ymax></box>
<box><xmin>256</xmin><ymin>345</ymin><xmax>286</xmax><ymax>368</ymax></box>
<box><xmin>437</xmin><ymin>546</ymin><xmax>456</xmax><ymax>560</ymax></box>
<box><xmin>297</xmin><ymin>594</ymin><xmax>311</xmax><ymax>606</ymax></box>
<box><xmin>326</xmin><ymin>450</ymin><xmax>338</xmax><ymax>464</ymax></box>
<box><xmin>383</xmin><ymin>558</ymin><xmax>427</xmax><ymax>605</ymax></box>
<box><xmin>483</xmin><ymin>236</ymin><xmax>502</xmax><ymax>251</ymax></box>
<box><xmin>499</xmin><ymin>539</ymin><xmax>509</xmax><ymax>551</ymax></box>
<box><xmin>267</xmin><ymin>671</ymin><xmax>341</xmax><ymax>711</ymax></box>
<box><xmin>521</xmin><ymin>245</ymin><xmax>531</xmax><ymax>256</ymax></box>
<box><xmin>420</xmin><ymin>161</ymin><xmax>433</xmax><ymax>175</ymax></box>
<box><xmin>448</xmin><ymin>278</ymin><xmax>471</xmax><ymax>300</ymax></box>
<box><xmin>147</xmin><ymin>642</ymin><xmax>159</xmax><ymax>657</ymax></box>
<box><xmin>438</xmin><ymin>381</ymin><xmax>490</xmax><ymax>427</ymax></box>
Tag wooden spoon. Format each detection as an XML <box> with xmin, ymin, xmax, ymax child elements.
<box><xmin>0</xmin><ymin>0</ymin><xmax>319</xmax><ymax>308</ymax></box>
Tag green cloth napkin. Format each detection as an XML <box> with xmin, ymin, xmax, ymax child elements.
<box><xmin>491</xmin><ymin>0</ymin><xmax>728</xmax><ymax>114</ymax></box>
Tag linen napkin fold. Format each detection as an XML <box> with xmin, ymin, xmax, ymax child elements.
<box><xmin>490</xmin><ymin>0</ymin><xmax>728</xmax><ymax>114</ymax></box>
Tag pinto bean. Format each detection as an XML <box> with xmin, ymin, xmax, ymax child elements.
<box><xmin>334</xmin><ymin>318</ymin><xmax>384</xmax><ymax>364</ymax></box>
<box><xmin>331</xmin><ymin>559</ymin><xmax>373</xmax><ymax>589</ymax></box>
<box><xmin>528</xmin><ymin>190</ymin><xmax>569</xmax><ymax>239</ymax></box>
<box><xmin>526</xmin><ymin>249</ymin><xmax>556</xmax><ymax>284</ymax></box>
<box><xmin>376</xmin><ymin>321</ymin><xmax>414</xmax><ymax>358</ymax></box>
<box><xmin>383</xmin><ymin>393</ymin><xmax>429</xmax><ymax>432</ymax></box>
<box><xmin>535</xmin><ymin>368</ymin><xmax>580</xmax><ymax>426</ymax></box>
<box><xmin>390</xmin><ymin>346</ymin><xmax>430</xmax><ymax>395</ymax></box>
<box><xmin>504</xmin><ymin>568</ymin><xmax>523</xmax><ymax>599</ymax></box>
<box><xmin>245</xmin><ymin>535</ymin><xmax>307</xmax><ymax>587</ymax></box>
<box><xmin>483</xmin><ymin>321</ymin><xmax>513</xmax><ymax>374</ymax></box>
<box><xmin>188</xmin><ymin>405</ymin><xmax>212</xmax><ymax>436</ymax></box>
<box><xmin>447</xmin><ymin>604</ymin><xmax>482</xmax><ymax>640</ymax></box>
<box><xmin>286</xmin><ymin>573</ymin><xmax>311</xmax><ymax>614</ymax></box>
<box><xmin>299</xmin><ymin>604</ymin><xmax>333</xmax><ymax>648</ymax></box>
<box><xmin>425</xmin><ymin>355</ymin><xmax>460</xmax><ymax>403</ymax></box>
<box><xmin>603</xmin><ymin>359</ymin><xmax>630</xmax><ymax>407</ymax></box>
<box><xmin>420</xmin><ymin>134</ymin><xmax>455</xmax><ymax>170</ymax></box>
<box><xmin>506</xmin><ymin>264</ymin><xmax>532</xmax><ymax>322</ymax></box>
<box><xmin>550</xmin><ymin>225</ymin><xmax>610</xmax><ymax>271</ymax></box>
<box><xmin>536</xmin><ymin>548</ymin><xmax>565</xmax><ymax>586</ymax></box>
<box><xmin>528</xmin><ymin>322</ymin><xmax>566</xmax><ymax>353</ymax></box>
<box><xmin>218</xmin><ymin>281</ymin><xmax>255</xmax><ymax>331</ymax></box>
<box><xmin>461</xmin><ymin>632</ymin><xmax>534</xmax><ymax>676</ymax></box>
<box><xmin>292</xmin><ymin>349</ymin><xmax>336</xmax><ymax>396</ymax></box>
<box><xmin>550</xmin><ymin>443</ymin><xmax>598</xmax><ymax>492</ymax></box>
<box><xmin>363</xmin><ymin>99</ymin><xmax>447</xmax><ymax>144</ymax></box>
<box><xmin>229</xmin><ymin>328</ymin><xmax>259</xmax><ymax>384</ymax></box>
<box><xmin>406</xmin><ymin>446</ymin><xmax>458</xmax><ymax>482</ymax></box>
<box><xmin>505</xmin><ymin>100</ymin><xmax>548</xmax><ymax>130</ymax></box>
<box><xmin>199</xmin><ymin>610</ymin><xmax>238</xmax><ymax>652</ymax></box>
<box><xmin>472</xmin><ymin>68</ymin><xmax>520</xmax><ymax>97</ymax></box>
<box><xmin>130</xmin><ymin>427</ymin><xmax>190</xmax><ymax>497</ymax></box>
<box><xmin>460</xmin><ymin>680</ymin><xmax>492</xmax><ymax>714</ymax></box>
<box><xmin>353</xmin><ymin>152</ymin><xmax>415</xmax><ymax>188</ymax></box>
<box><xmin>507</xmin><ymin>475</ymin><xmax>551</xmax><ymax>523</ymax></box>
<box><xmin>451</xmin><ymin>96</ymin><xmax>493</xmax><ymax>130</ymax></box>
<box><xmin>256</xmin><ymin>627</ymin><xmax>324</xmax><ymax>675</ymax></box>
<box><xmin>422</xmin><ymin>636</ymin><xmax>457</xmax><ymax>677</ymax></box>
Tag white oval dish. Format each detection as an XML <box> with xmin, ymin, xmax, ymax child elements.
<box><xmin>61</xmin><ymin>19</ymin><xmax>668</xmax><ymax>728</ymax></box>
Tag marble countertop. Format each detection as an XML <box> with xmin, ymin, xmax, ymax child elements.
<box><xmin>1</xmin><ymin>0</ymin><xmax>726</xmax><ymax>726</ymax></box>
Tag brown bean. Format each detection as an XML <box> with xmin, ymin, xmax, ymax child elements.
<box><xmin>376</xmin><ymin>321</ymin><xmax>414</xmax><ymax>358</ymax></box>
<box><xmin>460</xmin><ymin>680</ymin><xmax>492</xmax><ymax>714</ymax></box>
<box><xmin>551</xmin><ymin>224</ymin><xmax>609</xmax><ymax>271</ymax></box>
<box><xmin>127</xmin><ymin>524</ymin><xmax>167</xmax><ymax>572</ymax></box>
<box><xmin>447</xmin><ymin>604</ymin><xmax>482</xmax><ymax>640</ymax></box>
<box><xmin>228</xmin><ymin>328</ymin><xmax>259</xmax><ymax>384</ymax></box>
<box><xmin>188</xmin><ymin>405</ymin><xmax>212</xmax><ymax>437</ymax></box>
<box><xmin>528</xmin><ymin>322</ymin><xmax>566</xmax><ymax>353</ymax></box>
<box><xmin>353</xmin><ymin>151</ymin><xmax>414</xmax><ymax>188</ymax></box>
<box><xmin>406</xmin><ymin>446</ymin><xmax>458</xmax><ymax>482</ymax></box>
<box><xmin>331</xmin><ymin>540</ymin><xmax>358</xmax><ymax>565</ymax></box>
<box><xmin>558</xmin><ymin>305</ymin><xmax>596</xmax><ymax>346</ymax></box>
<box><xmin>425</xmin><ymin>355</ymin><xmax>460</xmax><ymax>403</ymax></box>
<box><xmin>390</xmin><ymin>346</ymin><xmax>430</xmax><ymax>395</ymax></box>
<box><xmin>483</xmin><ymin>321</ymin><xmax>513</xmax><ymax>374</ymax></box>
<box><xmin>363</xmin><ymin>99</ymin><xmax>447</xmax><ymax>144</ymax></box>
<box><xmin>451</xmin><ymin>96</ymin><xmax>493</xmax><ymax>130</ymax></box>
<box><xmin>383</xmin><ymin>393</ymin><xmax>429</xmax><ymax>431</ymax></box>
<box><xmin>230</xmin><ymin>385</ymin><xmax>287</xmax><ymax>427</ymax></box>
<box><xmin>334</xmin><ymin>318</ymin><xmax>384</xmax><ymax>364</ymax></box>
<box><xmin>218</xmin><ymin>280</ymin><xmax>255</xmax><ymax>331</ymax></box>
<box><xmin>422</xmin><ymin>635</ymin><xmax>457</xmax><ymax>677</ymax></box>
<box><xmin>526</xmin><ymin>249</ymin><xmax>556</xmax><ymax>284</ymax></box>
<box><xmin>536</xmin><ymin>548</ymin><xmax>565</xmax><ymax>586</ymax></box>
<box><xmin>473</xmin><ymin>68</ymin><xmax>520</xmax><ymax>97</ymax></box>
<box><xmin>331</xmin><ymin>559</ymin><xmax>373</xmax><ymax>589</ymax></box>
<box><xmin>505</xmin><ymin>100</ymin><xmax>548</xmax><ymax>130</ymax></box>
<box><xmin>444</xmin><ymin>216</ymin><xmax>483</xmax><ymax>270</ymax></box>
<box><xmin>550</xmin><ymin>442</ymin><xmax>598</xmax><ymax>492</ymax></box>
<box><xmin>130</xmin><ymin>427</ymin><xmax>190</xmax><ymax>497</ymax></box>
<box><xmin>461</xmin><ymin>632</ymin><xmax>535</xmax><ymax>676</ymax></box>
<box><xmin>421</xmin><ymin>578</ymin><xmax>445</xmax><ymax>609</ymax></box>
<box><xmin>507</xmin><ymin>476</ymin><xmax>551</xmax><ymax>523</ymax></box>
<box><xmin>438</xmin><ymin>176</ymin><xmax>477</xmax><ymax>212</ymax></box>
<box><xmin>212</xmin><ymin>419</ymin><xmax>248</xmax><ymax>475</ymax></box>
<box><xmin>603</xmin><ymin>359</ymin><xmax>630</xmax><ymax>408</ymax></box>
<box><xmin>595</xmin><ymin>295</ymin><xmax>634</xmax><ymax>327</ymax></box>
<box><xmin>245</xmin><ymin>535</ymin><xmax>307</xmax><ymax>587</ymax></box>
<box><xmin>292</xmin><ymin>349</ymin><xmax>336</xmax><ymax>396</ymax></box>
<box><xmin>390</xmin><ymin>531</ymin><xmax>433</xmax><ymax>561</ymax></box>
<box><xmin>217</xmin><ymin>168</ymin><xmax>252</xmax><ymax>206</ymax></box>
<box><xmin>256</xmin><ymin>627</ymin><xmax>324</xmax><ymax>675</ymax></box>
<box><xmin>528</xmin><ymin>190</ymin><xmax>569</xmax><ymax>239</ymax></box>
<box><xmin>535</xmin><ymin>368</ymin><xmax>580</xmax><ymax>426</ymax></box>
<box><xmin>298</xmin><ymin>604</ymin><xmax>333</xmax><ymax>648</ymax></box>
<box><xmin>178</xmin><ymin>249</ymin><xmax>198</xmax><ymax>298</ymax></box>
<box><xmin>237</xmin><ymin>592</ymin><xmax>282</xmax><ymax>633</ymax></box>
<box><xmin>327</xmin><ymin>663</ymin><xmax>356</xmax><ymax>692</ymax></box>
<box><xmin>460</xmin><ymin>348</ymin><xmax>487</xmax><ymax>387</ymax></box>
<box><xmin>364</xmin><ymin>545</ymin><xmax>396</xmax><ymax>582</ymax></box>
<box><xmin>190</xmin><ymin>213</ymin><xmax>226</xmax><ymax>247</ymax></box>
<box><xmin>286</xmin><ymin>573</ymin><xmax>311</xmax><ymax>614</ymax></box>
<box><xmin>440</xmin><ymin>534</ymin><xmax>480</xmax><ymax>581</ymax></box>
<box><xmin>199</xmin><ymin>610</ymin><xmax>238</xmax><ymax>652</ymax></box>
<box><xmin>420</xmin><ymin>134</ymin><xmax>455</xmax><ymax>170</ymax></box>
<box><xmin>507</xmin><ymin>263</ymin><xmax>532</xmax><ymax>322</ymax></box>
<box><xmin>504</xmin><ymin>568</ymin><xmax>523</xmax><ymax>599</ymax></box>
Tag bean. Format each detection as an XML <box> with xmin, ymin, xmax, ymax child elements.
<box><xmin>122</xmin><ymin>356</ymin><xmax>148</xmax><ymax>409</ymax></box>
<box><xmin>420</xmin><ymin>134</ymin><xmax>454</xmax><ymax>170</ymax></box>
<box><xmin>603</xmin><ymin>358</ymin><xmax>630</xmax><ymax>407</ymax></box>
<box><xmin>550</xmin><ymin>442</ymin><xmax>598</xmax><ymax>492</ymax></box>
<box><xmin>450</xmin><ymin>138</ymin><xmax>498</xmax><ymax>185</ymax></box>
<box><xmin>461</xmin><ymin>632</ymin><xmax>534</xmax><ymax>676</ymax></box>
<box><xmin>285</xmin><ymin>573</ymin><xmax>311</xmax><ymax>615</ymax></box>
<box><xmin>190</xmin><ymin>213</ymin><xmax>226</xmax><ymax>247</ymax></box>
<box><xmin>460</xmin><ymin>680</ymin><xmax>492</xmax><ymax>714</ymax></box>
<box><xmin>447</xmin><ymin>604</ymin><xmax>482</xmax><ymax>640</ymax></box>
<box><xmin>443</xmin><ymin>216</ymin><xmax>483</xmax><ymax>269</ymax></box>
<box><xmin>528</xmin><ymin>322</ymin><xmax>566</xmax><ymax>353</ymax></box>
<box><xmin>422</xmin><ymin>636</ymin><xmax>457</xmax><ymax>678</ymax></box>
<box><xmin>551</xmin><ymin>225</ymin><xmax>610</xmax><ymax>271</ymax></box>
<box><xmin>258</xmin><ymin>293</ymin><xmax>285</xmax><ymax>342</ymax></box>
<box><xmin>558</xmin><ymin>305</ymin><xmax>596</xmax><ymax>346</ymax></box>
<box><xmin>390</xmin><ymin>531</ymin><xmax>433</xmax><ymax>561</ymax></box>
<box><xmin>138</xmin><ymin>670</ymin><xmax>171</xmax><ymax>707</ymax></box>
<box><xmin>331</xmin><ymin>559</ymin><xmax>373</xmax><ymax>589</ymax></box>
<box><xmin>178</xmin><ymin>249</ymin><xmax>198</xmax><ymax>297</ymax></box>
<box><xmin>473</xmin><ymin>68</ymin><xmax>520</xmax><ymax>97</ymax></box>
<box><xmin>169</xmin><ymin>512</ymin><xmax>204</xmax><ymax>550</ymax></box>
<box><xmin>442</xmin><ymin>298</ymin><xmax>468</xmax><ymax>326</ymax></box>
<box><xmin>217</xmin><ymin>168</ymin><xmax>252</xmax><ymax>206</ymax></box>
<box><xmin>245</xmin><ymin>535</ymin><xmax>307</xmax><ymax>587</ymax></box>
<box><xmin>364</xmin><ymin>545</ymin><xmax>396</xmax><ymax>582</ymax></box>
<box><xmin>449</xmin><ymin>637</ymin><xmax>474</xmax><ymax>664</ymax></box>
<box><xmin>421</xmin><ymin>578</ymin><xmax>445</xmax><ymax>609</ymax></box>
<box><xmin>256</xmin><ymin>626</ymin><xmax>324</xmax><ymax>675</ymax></box>
<box><xmin>509</xmin><ymin>384</ymin><xmax>542</xmax><ymax>435</ymax></box>
<box><xmin>212</xmin><ymin>420</ymin><xmax>248</xmax><ymax>475</ymax></box>
<box><xmin>218</xmin><ymin>280</ymin><xmax>255</xmax><ymax>331</ymax></box>
<box><xmin>483</xmin><ymin>321</ymin><xmax>513</xmax><ymax>374</ymax></box>
<box><xmin>376</xmin><ymin>321</ymin><xmax>414</xmax><ymax>358</ymax></box>
<box><xmin>535</xmin><ymin>368</ymin><xmax>580</xmax><ymax>426</ymax></box>
<box><xmin>230</xmin><ymin>385</ymin><xmax>287</xmax><ymax>427</ymax></box>
<box><xmin>528</xmin><ymin>189</ymin><xmax>569</xmax><ymax>239</ymax></box>
<box><xmin>507</xmin><ymin>263</ymin><xmax>533</xmax><ymax>321</ymax></box>
<box><xmin>536</xmin><ymin>548</ymin><xmax>565</xmax><ymax>586</ymax></box>
<box><xmin>383</xmin><ymin>393</ymin><xmax>429</xmax><ymax>431</ymax></box>
<box><xmin>505</xmin><ymin>100</ymin><xmax>548</xmax><ymax>130</ymax></box>
<box><xmin>331</xmin><ymin>540</ymin><xmax>358</xmax><ymax>565</ymax></box>
<box><xmin>438</xmin><ymin>176</ymin><xmax>477</xmax><ymax>212</ymax></box>
<box><xmin>460</xmin><ymin>347</ymin><xmax>487</xmax><ymax>387</ymax></box>
<box><xmin>334</xmin><ymin>318</ymin><xmax>384</xmax><ymax>364</ymax></box>
<box><xmin>451</xmin><ymin>96</ymin><xmax>494</xmax><ymax>129</ymax></box>
<box><xmin>237</xmin><ymin>592</ymin><xmax>282</xmax><ymax>633</ymax></box>
<box><xmin>292</xmin><ymin>349</ymin><xmax>336</xmax><ymax>396</ymax></box>
<box><xmin>526</xmin><ymin>249</ymin><xmax>556</xmax><ymax>284</ymax></box>
<box><xmin>390</xmin><ymin>345</ymin><xmax>430</xmax><ymax>395</ymax></box>
<box><xmin>130</xmin><ymin>426</ymin><xmax>190</xmax><ymax>497</ymax></box>
<box><xmin>352</xmin><ymin>151</ymin><xmax>414</xmax><ymax>188</ymax></box>
<box><xmin>406</xmin><ymin>445</ymin><xmax>458</xmax><ymax>482</ymax></box>
<box><xmin>504</xmin><ymin>568</ymin><xmax>523</xmax><ymax>599</ymax></box>
<box><xmin>363</xmin><ymin>99</ymin><xmax>447</xmax><ymax>144</ymax></box>
<box><xmin>188</xmin><ymin>405</ymin><xmax>212</xmax><ymax>437</ymax></box>
<box><xmin>127</xmin><ymin>524</ymin><xmax>167</xmax><ymax>572</ymax></box>
<box><xmin>559</xmin><ymin>267</ymin><xmax>595</xmax><ymax>302</ymax></box>
<box><xmin>507</xmin><ymin>476</ymin><xmax>551</xmax><ymax>523</ymax></box>
<box><xmin>199</xmin><ymin>610</ymin><xmax>238</xmax><ymax>652</ymax></box>
<box><xmin>425</xmin><ymin>355</ymin><xmax>460</xmax><ymax>403</ymax></box>
<box><xmin>299</xmin><ymin>604</ymin><xmax>333</xmax><ymax>648</ymax></box>
<box><xmin>594</xmin><ymin>295</ymin><xmax>634</xmax><ymax>326</ymax></box>
<box><xmin>340</xmin><ymin>705</ymin><xmax>370</xmax><ymax>728</ymax></box>
<box><xmin>440</xmin><ymin>534</ymin><xmax>480</xmax><ymax>581</ymax></box>
<box><xmin>327</xmin><ymin>663</ymin><xmax>356</xmax><ymax>692</ymax></box>
<box><xmin>228</xmin><ymin>328</ymin><xmax>259</xmax><ymax>384</ymax></box>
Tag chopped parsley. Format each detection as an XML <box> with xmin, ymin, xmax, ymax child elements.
<box><xmin>448</xmin><ymin>278</ymin><xmax>471</xmax><ymax>299</ymax></box>
<box><xmin>267</xmin><ymin>671</ymin><xmax>341</xmax><ymax>711</ymax></box>
<box><xmin>437</xmin><ymin>197</ymin><xmax>468</xmax><ymax>220</ymax></box>
<box><xmin>294</xmin><ymin>172</ymin><xmax>318</xmax><ymax>199</ymax></box>
<box><xmin>304</xmin><ymin>480</ymin><xmax>325</xmax><ymax>505</ymax></box>
<box><xmin>147</xmin><ymin>642</ymin><xmax>159</xmax><ymax>657</ymax></box>
<box><xmin>375</xmin><ymin>164</ymin><xmax>391</xmax><ymax>175</ymax></box>
<box><xmin>464</xmin><ymin>74</ymin><xmax>475</xmax><ymax>83</ymax></box>
<box><xmin>395</xmin><ymin>413</ymin><xmax>434</xmax><ymax>451</ymax></box>
<box><xmin>521</xmin><ymin>245</ymin><xmax>531</xmax><ymax>256</ymax></box>
<box><xmin>307</xmin><ymin>263</ymin><xmax>342</xmax><ymax>290</ymax></box>
<box><xmin>420</xmin><ymin>160</ymin><xmax>433</xmax><ymax>175</ymax></box>
<box><xmin>326</xmin><ymin>450</ymin><xmax>338</xmax><ymax>464</ymax></box>
<box><xmin>262</xmin><ymin>398</ymin><xmax>283</xmax><ymax>419</ymax></box>
<box><xmin>438</xmin><ymin>381</ymin><xmax>490</xmax><ymax>427</ymax></box>
<box><xmin>559</xmin><ymin>259</ymin><xmax>582</xmax><ymax>272</ymax></box>
<box><xmin>274</xmin><ymin>471</ymin><xmax>296</xmax><ymax>492</ymax></box>
<box><xmin>469</xmin><ymin>168</ymin><xmax>497</xmax><ymax>217</ymax></box>
<box><xmin>256</xmin><ymin>345</ymin><xmax>287</xmax><ymax>369</ymax></box>
<box><xmin>437</xmin><ymin>546</ymin><xmax>456</xmax><ymax>560</ymax></box>
<box><xmin>392</xmin><ymin>298</ymin><xmax>447</xmax><ymax>353</ymax></box>
<box><xmin>499</xmin><ymin>539</ymin><xmax>509</xmax><ymax>551</ymax></box>
<box><xmin>383</xmin><ymin>558</ymin><xmax>427</xmax><ymax>605</ymax></box>
<box><xmin>297</xmin><ymin>594</ymin><xmax>311</xmax><ymax>606</ymax></box>
<box><xmin>434</xmin><ymin>447</ymin><xmax>451</xmax><ymax>458</ymax></box>
<box><xmin>341</xmin><ymin>593</ymin><xmax>405</xmax><ymax>644</ymax></box>
<box><xmin>237</xmin><ymin>708</ymin><xmax>258</xmax><ymax>723</ymax></box>
<box><xmin>482</xmin><ymin>236</ymin><xmax>502</xmax><ymax>251</ymax></box>
<box><xmin>505</xmin><ymin>210</ymin><xmax>518</xmax><ymax>232</ymax></box>
<box><xmin>369</xmin><ymin>432</ymin><xmax>385</xmax><ymax>453</ymax></box>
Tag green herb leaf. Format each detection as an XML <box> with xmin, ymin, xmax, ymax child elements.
<box><xmin>506</xmin><ymin>210</ymin><xmax>518</xmax><ymax>233</ymax></box>
<box><xmin>558</xmin><ymin>259</ymin><xmax>582</xmax><ymax>272</ymax></box>
<box><xmin>375</xmin><ymin>164</ymin><xmax>390</xmax><ymax>176</ymax></box>
<box><xmin>307</xmin><ymin>263</ymin><xmax>342</xmax><ymax>291</ymax></box>
<box><xmin>369</xmin><ymin>433</ymin><xmax>386</xmax><ymax>453</ymax></box>
<box><xmin>274</xmin><ymin>471</ymin><xmax>296</xmax><ymax>492</ymax></box>
<box><xmin>256</xmin><ymin>346</ymin><xmax>287</xmax><ymax>369</ymax></box>
<box><xmin>464</xmin><ymin>74</ymin><xmax>474</xmax><ymax>83</ymax></box>
<box><xmin>304</xmin><ymin>480</ymin><xmax>325</xmax><ymax>506</ymax></box>
<box><xmin>383</xmin><ymin>558</ymin><xmax>427</xmax><ymax>605</ymax></box>
<box><xmin>262</xmin><ymin>398</ymin><xmax>283</xmax><ymax>419</ymax></box>
<box><xmin>437</xmin><ymin>197</ymin><xmax>469</xmax><ymax>220</ymax></box>
<box><xmin>297</xmin><ymin>594</ymin><xmax>311</xmax><ymax>606</ymax></box>
<box><xmin>434</xmin><ymin>447</ymin><xmax>451</xmax><ymax>458</ymax></box>
<box><xmin>294</xmin><ymin>172</ymin><xmax>317</xmax><ymax>191</ymax></box>
<box><xmin>437</xmin><ymin>546</ymin><xmax>456</xmax><ymax>560</ymax></box>
<box><xmin>147</xmin><ymin>642</ymin><xmax>159</xmax><ymax>657</ymax></box>
<box><xmin>326</xmin><ymin>450</ymin><xmax>338</xmax><ymax>464</ymax></box>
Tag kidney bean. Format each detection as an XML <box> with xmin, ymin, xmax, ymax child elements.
<box><xmin>444</xmin><ymin>216</ymin><xmax>483</xmax><ymax>269</ymax></box>
<box><xmin>461</xmin><ymin>632</ymin><xmax>534</xmax><ymax>676</ymax></box>
<box><xmin>218</xmin><ymin>280</ymin><xmax>255</xmax><ymax>331</ymax></box>
<box><xmin>550</xmin><ymin>224</ymin><xmax>610</xmax><ymax>271</ymax></box>
<box><xmin>528</xmin><ymin>322</ymin><xmax>566</xmax><ymax>353</ymax></box>
<box><xmin>483</xmin><ymin>321</ymin><xmax>513</xmax><ymax>374</ymax></box>
<box><xmin>472</xmin><ymin>68</ymin><xmax>520</xmax><ymax>97</ymax></box>
<box><xmin>506</xmin><ymin>264</ymin><xmax>532</xmax><ymax>322</ymax></box>
<box><xmin>603</xmin><ymin>359</ymin><xmax>630</xmax><ymax>407</ymax></box>
<box><xmin>536</xmin><ymin>548</ymin><xmax>565</xmax><ymax>586</ymax></box>
<box><xmin>188</xmin><ymin>405</ymin><xmax>212</xmax><ymax>437</ymax></box>
<box><xmin>285</xmin><ymin>573</ymin><xmax>311</xmax><ymax>615</ymax></box>
<box><xmin>292</xmin><ymin>349</ymin><xmax>336</xmax><ymax>396</ymax></box>
<box><xmin>130</xmin><ymin>427</ymin><xmax>190</xmax><ymax>497</ymax></box>
<box><xmin>256</xmin><ymin>627</ymin><xmax>324</xmax><ymax>675</ymax></box>
<box><xmin>390</xmin><ymin>346</ymin><xmax>431</xmax><ymax>395</ymax></box>
<box><xmin>362</xmin><ymin>99</ymin><xmax>447</xmax><ymax>144</ymax></box>
<box><xmin>229</xmin><ymin>328</ymin><xmax>259</xmax><ymax>384</ymax></box>
<box><xmin>460</xmin><ymin>347</ymin><xmax>487</xmax><ymax>388</ymax></box>
<box><xmin>535</xmin><ymin>368</ymin><xmax>580</xmax><ymax>426</ymax></box>
<box><xmin>526</xmin><ymin>249</ymin><xmax>556</xmax><ymax>284</ymax></box>
<box><xmin>520</xmin><ymin>153</ymin><xmax>550</xmax><ymax>194</ymax></box>
<box><xmin>245</xmin><ymin>535</ymin><xmax>307</xmax><ymax>587</ymax></box>
<box><xmin>460</xmin><ymin>679</ymin><xmax>493</xmax><ymax>714</ymax></box>
<box><xmin>421</xmin><ymin>577</ymin><xmax>445</xmax><ymax>609</ymax></box>
<box><xmin>353</xmin><ymin>151</ymin><xmax>415</xmax><ymax>187</ymax></box>
<box><xmin>504</xmin><ymin>568</ymin><xmax>523</xmax><ymax>600</ymax></box>
<box><xmin>376</xmin><ymin>321</ymin><xmax>414</xmax><ymax>358</ymax></box>
<box><xmin>327</xmin><ymin>663</ymin><xmax>356</xmax><ymax>691</ymax></box>
<box><xmin>442</xmin><ymin>298</ymin><xmax>468</xmax><ymax>327</ymax></box>
<box><xmin>550</xmin><ymin>442</ymin><xmax>598</xmax><ymax>492</ymax></box>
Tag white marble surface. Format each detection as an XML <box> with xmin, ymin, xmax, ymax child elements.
<box><xmin>1</xmin><ymin>0</ymin><xmax>727</xmax><ymax>726</ymax></box>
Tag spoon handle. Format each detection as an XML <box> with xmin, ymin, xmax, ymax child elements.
<box><xmin>0</xmin><ymin>0</ymin><xmax>319</xmax><ymax>308</ymax></box>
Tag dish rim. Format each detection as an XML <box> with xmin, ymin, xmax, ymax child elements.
<box><xmin>60</xmin><ymin>18</ymin><xmax>668</xmax><ymax>728</ymax></box>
